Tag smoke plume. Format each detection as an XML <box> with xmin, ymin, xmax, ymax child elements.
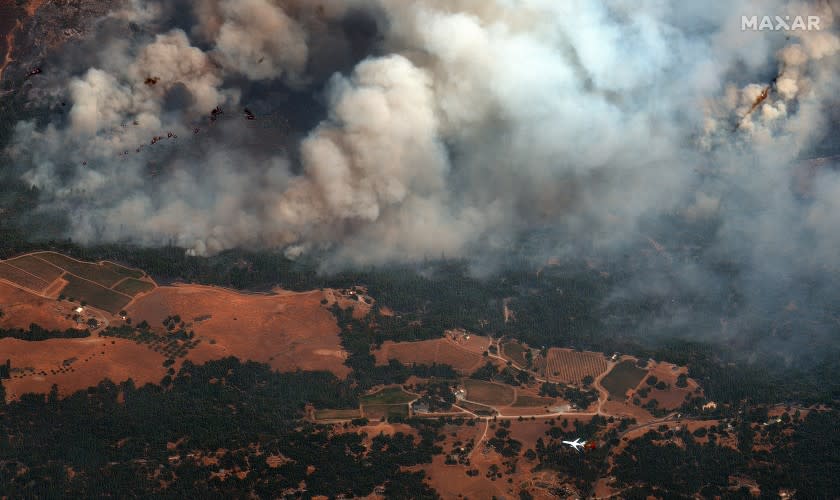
<box><xmin>4</xmin><ymin>0</ymin><xmax>839</xmax><ymax>295</ymax></box>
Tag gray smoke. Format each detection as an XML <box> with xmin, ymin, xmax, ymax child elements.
<box><xmin>5</xmin><ymin>0</ymin><xmax>839</xmax><ymax>285</ymax></box>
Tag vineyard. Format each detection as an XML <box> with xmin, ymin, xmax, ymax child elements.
<box><xmin>541</xmin><ymin>348</ymin><xmax>608</xmax><ymax>384</ymax></box>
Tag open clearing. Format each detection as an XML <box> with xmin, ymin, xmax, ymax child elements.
<box><xmin>314</xmin><ymin>408</ymin><xmax>361</xmax><ymax>421</ymax></box>
<box><xmin>126</xmin><ymin>284</ymin><xmax>351</xmax><ymax>377</ymax></box>
<box><xmin>374</xmin><ymin>338</ymin><xmax>485</xmax><ymax>374</ymax></box>
<box><xmin>512</xmin><ymin>394</ymin><xmax>555</xmax><ymax>407</ymax></box>
<box><xmin>502</xmin><ymin>340</ymin><xmax>529</xmax><ymax>366</ymax></box>
<box><xmin>601</xmin><ymin>360</ymin><xmax>648</xmax><ymax>400</ymax></box>
<box><xmin>541</xmin><ymin>348</ymin><xmax>608</xmax><ymax>384</ymax></box>
<box><xmin>463</xmin><ymin>379</ymin><xmax>516</xmax><ymax>406</ymax></box>
<box><xmin>360</xmin><ymin>386</ymin><xmax>415</xmax><ymax>405</ymax></box>
<box><xmin>636</xmin><ymin>361</ymin><xmax>702</xmax><ymax>409</ymax></box>
<box><xmin>362</xmin><ymin>404</ymin><xmax>409</xmax><ymax>420</ymax></box>
<box><xmin>0</xmin><ymin>281</ymin><xmax>80</xmax><ymax>331</ymax></box>
<box><xmin>1</xmin><ymin>336</ymin><xmax>168</xmax><ymax>401</ymax></box>
<box><xmin>2</xmin><ymin>264</ymin><xmax>359</xmax><ymax>401</ymax></box>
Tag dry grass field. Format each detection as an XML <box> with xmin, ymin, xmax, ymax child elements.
<box><xmin>374</xmin><ymin>338</ymin><xmax>485</xmax><ymax>374</ymax></box>
<box><xmin>360</xmin><ymin>386</ymin><xmax>415</xmax><ymax>405</ymax></box>
<box><xmin>542</xmin><ymin>348</ymin><xmax>608</xmax><ymax>384</ymax></box>
<box><xmin>463</xmin><ymin>379</ymin><xmax>516</xmax><ymax>406</ymax></box>
<box><xmin>512</xmin><ymin>394</ymin><xmax>556</xmax><ymax>407</ymax></box>
<box><xmin>2</xmin><ymin>262</ymin><xmax>360</xmax><ymax>401</ymax></box>
<box><xmin>126</xmin><ymin>284</ymin><xmax>351</xmax><ymax>377</ymax></box>
<box><xmin>601</xmin><ymin>360</ymin><xmax>648</xmax><ymax>400</ymax></box>
<box><xmin>314</xmin><ymin>408</ymin><xmax>362</xmax><ymax>421</ymax></box>
<box><xmin>636</xmin><ymin>361</ymin><xmax>702</xmax><ymax>410</ymax></box>
<box><xmin>362</xmin><ymin>404</ymin><xmax>409</xmax><ymax>420</ymax></box>
<box><xmin>0</xmin><ymin>281</ymin><xmax>80</xmax><ymax>331</ymax></box>
<box><xmin>502</xmin><ymin>340</ymin><xmax>529</xmax><ymax>366</ymax></box>
<box><xmin>375</xmin><ymin>339</ymin><xmax>439</xmax><ymax>365</ymax></box>
<box><xmin>416</xmin><ymin>419</ymin><xmax>569</xmax><ymax>500</ymax></box>
<box><xmin>1</xmin><ymin>336</ymin><xmax>168</xmax><ymax>401</ymax></box>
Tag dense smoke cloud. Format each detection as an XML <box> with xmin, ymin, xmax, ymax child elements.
<box><xmin>4</xmin><ymin>0</ymin><xmax>839</xmax><ymax>282</ymax></box>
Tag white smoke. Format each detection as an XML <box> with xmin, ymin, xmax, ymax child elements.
<box><xmin>4</xmin><ymin>0</ymin><xmax>839</xmax><ymax>271</ymax></box>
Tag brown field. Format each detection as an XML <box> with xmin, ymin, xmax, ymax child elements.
<box><xmin>0</xmin><ymin>262</ymin><xmax>49</xmax><ymax>292</ymax></box>
<box><xmin>636</xmin><ymin>361</ymin><xmax>702</xmax><ymax>410</ymax></box>
<box><xmin>314</xmin><ymin>408</ymin><xmax>361</xmax><ymax>421</ymax></box>
<box><xmin>600</xmin><ymin>398</ymin><xmax>653</xmax><ymax>422</ymax></box>
<box><xmin>60</xmin><ymin>274</ymin><xmax>132</xmax><ymax>314</ymax></box>
<box><xmin>376</xmin><ymin>339</ymin><xmax>439</xmax><ymax>365</ymax></box>
<box><xmin>1</xmin><ymin>336</ymin><xmax>168</xmax><ymax>401</ymax></box>
<box><xmin>502</xmin><ymin>340</ymin><xmax>529</xmax><ymax>366</ymax></box>
<box><xmin>417</xmin><ymin>455</ymin><xmax>509</xmax><ymax>500</ymax></box>
<box><xmin>416</xmin><ymin>419</ymin><xmax>566</xmax><ymax>500</ymax></box>
<box><xmin>374</xmin><ymin>338</ymin><xmax>485</xmax><ymax>374</ymax></box>
<box><xmin>32</xmin><ymin>252</ymin><xmax>130</xmax><ymax>287</ymax></box>
<box><xmin>361</xmin><ymin>404</ymin><xmax>409</xmax><ymax>420</ymax></box>
<box><xmin>601</xmin><ymin>360</ymin><xmax>648</xmax><ymax>400</ymax></box>
<box><xmin>542</xmin><ymin>348</ymin><xmax>608</xmax><ymax>384</ymax></box>
<box><xmin>126</xmin><ymin>284</ymin><xmax>351</xmax><ymax>377</ymax></box>
<box><xmin>456</xmin><ymin>400</ymin><xmax>497</xmax><ymax>416</ymax></box>
<box><xmin>112</xmin><ymin>278</ymin><xmax>156</xmax><ymax>296</ymax></box>
<box><xmin>0</xmin><ymin>281</ymin><xmax>80</xmax><ymax>331</ymax></box>
<box><xmin>2</xmin><ymin>282</ymin><xmax>356</xmax><ymax>401</ymax></box>
<box><xmin>361</xmin><ymin>386</ymin><xmax>415</xmax><ymax>405</ymax></box>
<box><xmin>445</xmin><ymin>330</ymin><xmax>491</xmax><ymax>353</ymax></box>
<box><xmin>435</xmin><ymin>345</ymin><xmax>485</xmax><ymax>373</ymax></box>
<box><xmin>463</xmin><ymin>379</ymin><xmax>516</xmax><ymax>406</ymax></box>
<box><xmin>512</xmin><ymin>394</ymin><xmax>556</xmax><ymax>407</ymax></box>
<box><xmin>43</xmin><ymin>277</ymin><xmax>68</xmax><ymax>299</ymax></box>
<box><xmin>4</xmin><ymin>255</ymin><xmax>64</xmax><ymax>283</ymax></box>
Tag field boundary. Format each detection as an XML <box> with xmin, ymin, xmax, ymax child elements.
<box><xmin>0</xmin><ymin>252</ymin><xmax>159</xmax><ymax>315</ymax></box>
<box><xmin>0</xmin><ymin>261</ymin><xmax>50</xmax><ymax>291</ymax></box>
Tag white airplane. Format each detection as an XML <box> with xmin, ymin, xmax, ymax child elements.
<box><xmin>562</xmin><ymin>438</ymin><xmax>586</xmax><ymax>452</ymax></box>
